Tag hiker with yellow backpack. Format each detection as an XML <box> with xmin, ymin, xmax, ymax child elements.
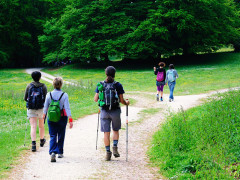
<box><xmin>94</xmin><ymin>66</ymin><xmax>129</xmax><ymax>161</ymax></box>
<box><xmin>43</xmin><ymin>77</ymin><xmax>73</xmax><ymax>162</ymax></box>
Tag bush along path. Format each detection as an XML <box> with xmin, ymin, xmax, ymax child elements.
<box><xmin>10</xmin><ymin>69</ymin><xmax>239</xmax><ymax>179</ymax></box>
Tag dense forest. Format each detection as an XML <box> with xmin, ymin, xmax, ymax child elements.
<box><xmin>0</xmin><ymin>0</ymin><xmax>240</xmax><ymax>67</ymax></box>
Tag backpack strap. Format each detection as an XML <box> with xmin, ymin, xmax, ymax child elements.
<box><xmin>59</xmin><ymin>92</ymin><xmax>65</xmax><ymax>101</ymax></box>
<box><xmin>50</xmin><ymin>92</ymin><xmax>53</xmax><ymax>100</ymax></box>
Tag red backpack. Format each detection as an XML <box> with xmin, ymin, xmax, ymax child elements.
<box><xmin>156</xmin><ymin>71</ymin><xmax>164</xmax><ymax>82</ymax></box>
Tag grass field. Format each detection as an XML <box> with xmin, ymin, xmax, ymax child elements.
<box><xmin>0</xmin><ymin>69</ymin><xmax>36</xmax><ymax>178</ymax></box>
<box><xmin>149</xmin><ymin>90</ymin><xmax>240</xmax><ymax>179</ymax></box>
<box><xmin>0</xmin><ymin>69</ymin><xmax>96</xmax><ymax>178</ymax></box>
<box><xmin>43</xmin><ymin>52</ymin><xmax>240</xmax><ymax>95</ymax></box>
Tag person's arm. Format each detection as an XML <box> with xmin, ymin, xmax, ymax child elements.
<box><xmin>94</xmin><ymin>86</ymin><xmax>99</xmax><ymax>102</ymax></box>
<box><xmin>119</xmin><ymin>94</ymin><xmax>130</xmax><ymax>105</ymax></box>
<box><xmin>175</xmin><ymin>70</ymin><xmax>179</xmax><ymax>78</ymax></box>
<box><xmin>165</xmin><ymin>70</ymin><xmax>168</xmax><ymax>84</ymax></box>
<box><xmin>24</xmin><ymin>84</ymin><xmax>30</xmax><ymax>101</ymax></box>
<box><xmin>42</xmin><ymin>84</ymin><xmax>47</xmax><ymax>101</ymax></box>
<box><xmin>43</xmin><ymin>93</ymin><xmax>51</xmax><ymax>119</ymax></box>
<box><xmin>63</xmin><ymin>93</ymin><xmax>73</xmax><ymax>129</ymax></box>
<box><xmin>94</xmin><ymin>93</ymin><xmax>99</xmax><ymax>102</ymax></box>
<box><xmin>164</xmin><ymin>69</ymin><xmax>166</xmax><ymax>81</ymax></box>
<box><xmin>153</xmin><ymin>67</ymin><xmax>158</xmax><ymax>75</ymax></box>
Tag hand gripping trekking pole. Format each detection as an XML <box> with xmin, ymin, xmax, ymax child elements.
<box><xmin>126</xmin><ymin>100</ymin><xmax>129</xmax><ymax>162</ymax></box>
<box><xmin>96</xmin><ymin>109</ymin><xmax>100</xmax><ymax>150</ymax></box>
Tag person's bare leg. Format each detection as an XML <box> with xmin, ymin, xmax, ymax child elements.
<box><xmin>104</xmin><ymin>132</ymin><xmax>111</xmax><ymax>160</ymax></box>
<box><xmin>104</xmin><ymin>132</ymin><xmax>110</xmax><ymax>146</ymax></box>
<box><xmin>39</xmin><ymin>118</ymin><xmax>45</xmax><ymax>139</ymax></box>
<box><xmin>30</xmin><ymin>117</ymin><xmax>37</xmax><ymax>141</ymax></box>
<box><xmin>113</xmin><ymin>130</ymin><xmax>119</xmax><ymax>141</ymax></box>
<box><xmin>161</xmin><ymin>91</ymin><xmax>163</xmax><ymax>97</ymax></box>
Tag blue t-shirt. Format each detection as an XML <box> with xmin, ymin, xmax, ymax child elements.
<box><xmin>95</xmin><ymin>81</ymin><xmax>125</xmax><ymax>95</ymax></box>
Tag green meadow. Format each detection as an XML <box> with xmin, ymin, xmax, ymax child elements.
<box><xmin>149</xmin><ymin>90</ymin><xmax>240</xmax><ymax>179</ymax></box>
<box><xmin>0</xmin><ymin>70</ymin><xmax>35</xmax><ymax>178</ymax></box>
<box><xmin>43</xmin><ymin>52</ymin><xmax>240</xmax><ymax>95</ymax></box>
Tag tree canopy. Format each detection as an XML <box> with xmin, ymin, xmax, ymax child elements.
<box><xmin>0</xmin><ymin>0</ymin><xmax>240</xmax><ymax>67</ymax></box>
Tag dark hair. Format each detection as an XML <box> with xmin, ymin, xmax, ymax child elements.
<box><xmin>159</xmin><ymin>62</ymin><xmax>166</xmax><ymax>67</ymax></box>
<box><xmin>31</xmin><ymin>71</ymin><xmax>41</xmax><ymax>82</ymax></box>
<box><xmin>105</xmin><ymin>66</ymin><xmax>116</xmax><ymax>83</ymax></box>
<box><xmin>169</xmin><ymin>64</ymin><xmax>175</xmax><ymax>69</ymax></box>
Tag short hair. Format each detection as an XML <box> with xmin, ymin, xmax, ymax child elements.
<box><xmin>53</xmin><ymin>77</ymin><xmax>63</xmax><ymax>89</ymax></box>
<box><xmin>105</xmin><ymin>66</ymin><xmax>116</xmax><ymax>78</ymax></box>
<box><xmin>31</xmin><ymin>71</ymin><xmax>41</xmax><ymax>82</ymax></box>
<box><xmin>169</xmin><ymin>64</ymin><xmax>175</xmax><ymax>69</ymax></box>
<box><xmin>158</xmin><ymin>62</ymin><xmax>166</xmax><ymax>67</ymax></box>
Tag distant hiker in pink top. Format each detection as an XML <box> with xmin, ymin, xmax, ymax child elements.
<box><xmin>154</xmin><ymin>62</ymin><xmax>166</xmax><ymax>101</ymax></box>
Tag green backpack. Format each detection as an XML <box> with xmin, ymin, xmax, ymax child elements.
<box><xmin>97</xmin><ymin>82</ymin><xmax>105</xmax><ymax>107</ymax></box>
<box><xmin>48</xmin><ymin>92</ymin><xmax>65</xmax><ymax>122</ymax></box>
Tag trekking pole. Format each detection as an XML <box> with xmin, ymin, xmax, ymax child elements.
<box><xmin>24</xmin><ymin>117</ymin><xmax>28</xmax><ymax>146</ymax></box>
<box><xmin>96</xmin><ymin>109</ymin><xmax>100</xmax><ymax>150</ymax></box>
<box><xmin>126</xmin><ymin>100</ymin><xmax>129</xmax><ymax>162</ymax></box>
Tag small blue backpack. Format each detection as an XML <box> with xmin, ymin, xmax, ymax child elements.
<box><xmin>167</xmin><ymin>70</ymin><xmax>175</xmax><ymax>82</ymax></box>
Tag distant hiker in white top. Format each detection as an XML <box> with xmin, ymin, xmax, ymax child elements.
<box><xmin>43</xmin><ymin>77</ymin><xmax>73</xmax><ymax>162</ymax></box>
<box><xmin>24</xmin><ymin>71</ymin><xmax>47</xmax><ymax>152</ymax></box>
<box><xmin>166</xmin><ymin>64</ymin><xmax>179</xmax><ymax>102</ymax></box>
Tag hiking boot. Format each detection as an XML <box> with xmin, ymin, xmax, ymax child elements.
<box><xmin>40</xmin><ymin>138</ymin><xmax>46</xmax><ymax>147</ymax></box>
<box><xmin>160</xmin><ymin>97</ymin><xmax>163</xmax><ymax>101</ymax></box>
<box><xmin>31</xmin><ymin>144</ymin><xmax>36</xmax><ymax>152</ymax></box>
<box><xmin>113</xmin><ymin>146</ymin><xmax>120</xmax><ymax>158</ymax></box>
<box><xmin>105</xmin><ymin>151</ymin><xmax>112</xmax><ymax>161</ymax></box>
<box><xmin>156</xmin><ymin>95</ymin><xmax>159</xmax><ymax>101</ymax></box>
<box><xmin>51</xmin><ymin>153</ymin><xmax>56</xmax><ymax>162</ymax></box>
<box><xmin>58</xmin><ymin>154</ymin><xmax>64</xmax><ymax>158</ymax></box>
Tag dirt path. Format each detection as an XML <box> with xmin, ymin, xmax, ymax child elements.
<box><xmin>10</xmin><ymin>69</ymin><xmax>239</xmax><ymax>179</ymax></box>
<box><xmin>25</xmin><ymin>68</ymin><xmax>80</xmax><ymax>86</ymax></box>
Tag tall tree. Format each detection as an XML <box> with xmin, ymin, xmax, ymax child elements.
<box><xmin>40</xmin><ymin>0</ymin><xmax>240</xmax><ymax>63</ymax></box>
<box><xmin>0</xmin><ymin>0</ymin><xmax>67</xmax><ymax>67</ymax></box>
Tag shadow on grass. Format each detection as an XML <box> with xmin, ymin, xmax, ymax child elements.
<box><xmin>47</xmin><ymin>51</ymin><xmax>240</xmax><ymax>71</ymax></box>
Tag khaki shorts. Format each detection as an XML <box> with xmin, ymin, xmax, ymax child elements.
<box><xmin>27</xmin><ymin>109</ymin><xmax>44</xmax><ymax>119</ymax></box>
<box><xmin>100</xmin><ymin>108</ymin><xmax>121</xmax><ymax>132</ymax></box>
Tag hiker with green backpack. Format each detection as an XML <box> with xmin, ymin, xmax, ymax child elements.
<box><xmin>94</xmin><ymin>66</ymin><xmax>130</xmax><ymax>161</ymax></box>
<box><xmin>43</xmin><ymin>77</ymin><xmax>73</xmax><ymax>162</ymax></box>
<box><xmin>166</xmin><ymin>64</ymin><xmax>179</xmax><ymax>102</ymax></box>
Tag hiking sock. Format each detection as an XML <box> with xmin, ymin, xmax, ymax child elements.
<box><xmin>113</xmin><ymin>140</ymin><xmax>118</xmax><ymax>147</ymax></box>
<box><xmin>32</xmin><ymin>141</ymin><xmax>36</xmax><ymax>145</ymax></box>
<box><xmin>105</xmin><ymin>146</ymin><xmax>111</xmax><ymax>152</ymax></box>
